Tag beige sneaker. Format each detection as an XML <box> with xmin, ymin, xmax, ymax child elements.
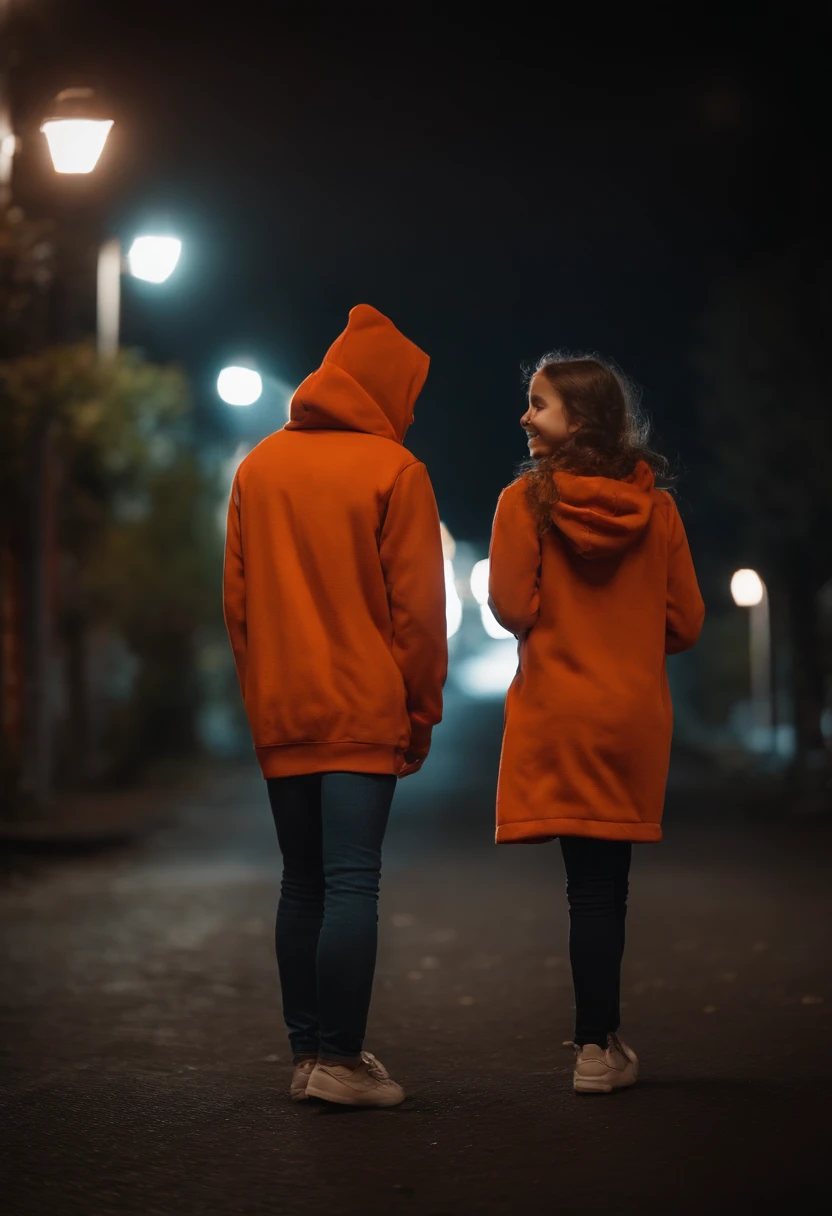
<box><xmin>289</xmin><ymin>1059</ymin><xmax>316</xmax><ymax>1102</ymax></box>
<box><xmin>567</xmin><ymin>1034</ymin><xmax>639</xmax><ymax>1094</ymax></box>
<box><xmin>306</xmin><ymin>1051</ymin><xmax>405</xmax><ymax>1108</ymax></box>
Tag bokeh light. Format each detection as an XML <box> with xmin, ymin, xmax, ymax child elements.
<box><xmin>445</xmin><ymin>559</ymin><xmax>462</xmax><ymax>638</ymax></box>
<box><xmin>127</xmin><ymin>236</ymin><xmax>182</xmax><ymax>284</ymax></box>
<box><xmin>469</xmin><ymin>558</ymin><xmax>512</xmax><ymax>639</ymax></box>
<box><xmin>730</xmin><ymin>568</ymin><xmax>765</xmax><ymax>607</ymax></box>
<box><xmin>40</xmin><ymin>118</ymin><xmax>114</xmax><ymax>174</ymax></box>
<box><xmin>469</xmin><ymin>558</ymin><xmax>489</xmax><ymax>606</ymax></box>
<box><xmin>217</xmin><ymin>367</ymin><xmax>263</xmax><ymax>407</ymax></box>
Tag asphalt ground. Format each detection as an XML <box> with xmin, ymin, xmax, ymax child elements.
<box><xmin>2</xmin><ymin>692</ymin><xmax>830</xmax><ymax>1214</ymax></box>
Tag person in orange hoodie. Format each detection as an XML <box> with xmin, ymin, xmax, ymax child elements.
<box><xmin>488</xmin><ymin>353</ymin><xmax>704</xmax><ymax>1095</ymax></box>
<box><xmin>223</xmin><ymin>305</ymin><xmax>447</xmax><ymax>1107</ymax></box>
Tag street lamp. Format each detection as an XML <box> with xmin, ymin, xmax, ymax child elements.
<box><xmin>39</xmin><ymin>88</ymin><xmax>114</xmax><ymax>175</ymax></box>
<box><xmin>97</xmin><ymin>234</ymin><xmax>183</xmax><ymax>358</ymax></box>
<box><xmin>0</xmin><ymin>78</ymin><xmax>115</xmax><ymax>805</ymax></box>
<box><xmin>730</xmin><ymin>568</ymin><xmax>773</xmax><ymax>743</ymax></box>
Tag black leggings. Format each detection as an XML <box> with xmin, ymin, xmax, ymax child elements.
<box><xmin>559</xmin><ymin>836</ymin><xmax>632</xmax><ymax>1048</ymax></box>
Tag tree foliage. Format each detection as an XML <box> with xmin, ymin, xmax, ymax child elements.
<box><xmin>0</xmin><ymin>343</ymin><xmax>223</xmax><ymax>784</ymax></box>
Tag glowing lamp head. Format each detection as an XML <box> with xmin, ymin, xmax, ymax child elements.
<box><xmin>127</xmin><ymin>236</ymin><xmax>182</xmax><ymax>283</ymax></box>
<box><xmin>731</xmin><ymin>568</ymin><xmax>765</xmax><ymax>607</ymax></box>
<box><xmin>40</xmin><ymin>89</ymin><xmax>114</xmax><ymax>174</ymax></box>
<box><xmin>217</xmin><ymin>366</ymin><xmax>263</xmax><ymax>407</ymax></box>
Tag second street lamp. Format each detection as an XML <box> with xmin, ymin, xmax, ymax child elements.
<box><xmin>730</xmin><ymin>568</ymin><xmax>773</xmax><ymax>749</ymax></box>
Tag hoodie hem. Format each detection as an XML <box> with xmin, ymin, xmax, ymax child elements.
<box><xmin>256</xmin><ymin>742</ymin><xmax>403</xmax><ymax>779</ymax></box>
<box><xmin>495</xmin><ymin>817</ymin><xmax>662</xmax><ymax>844</ymax></box>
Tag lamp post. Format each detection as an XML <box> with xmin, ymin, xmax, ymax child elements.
<box><xmin>730</xmin><ymin>568</ymin><xmax>773</xmax><ymax>746</ymax></box>
<box><xmin>0</xmin><ymin>71</ymin><xmax>115</xmax><ymax>806</ymax></box>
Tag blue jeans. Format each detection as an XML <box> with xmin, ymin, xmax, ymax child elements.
<box><xmin>560</xmin><ymin>836</ymin><xmax>632</xmax><ymax>1048</ymax></box>
<box><xmin>266</xmin><ymin>772</ymin><xmax>396</xmax><ymax>1062</ymax></box>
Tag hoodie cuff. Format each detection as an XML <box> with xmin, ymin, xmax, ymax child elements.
<box><xmin>407</xmin><ymin>723</ymin><xmax>433</xmax><ymax>759</ymax></box>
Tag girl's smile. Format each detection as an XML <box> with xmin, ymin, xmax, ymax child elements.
<box><xmin>520</xmin><ymin>371</ymin><xmax>575</xmax><ymax>459</ymax></box>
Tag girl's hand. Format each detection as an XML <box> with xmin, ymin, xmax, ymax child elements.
<box><xmin>398</xmin><ymin>752</ymin><xmax>425</xmax><ymax>779</ymax></box>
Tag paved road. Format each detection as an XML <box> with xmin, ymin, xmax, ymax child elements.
<box><xmin>2</xmin><ymin>691</ymin><xmax>830</xmax><ymax>1215</ymax></box>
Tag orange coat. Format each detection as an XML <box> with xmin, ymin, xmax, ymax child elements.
<box><xmin>223</xmin><ymin>305</ymin><xmax>448</xmax><ymax>779</ymax></box>
<box><xmin>489</xmin><ymin>462</ymin><xmax>704</xmax><ymax>844</ymax></box>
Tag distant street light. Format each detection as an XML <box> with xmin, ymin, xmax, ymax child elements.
<box><xmin>217</xmin><ymin>366</ymin><xmax>263</xmax><ymax>407</ymax></box>
<box><xmin>97</xmin><ymin>234</ymin><xmax>183</xmax><ymax>358</ymax></box>
<box><xmin>39</xmin><ymin>88</ymin><xmax>114</xmax><ymax>174</ymax></box>
<box><xmin>731</xmin><ymin>568</ymin><xmax>773</xmax><ymax>742</ymax></box>
<box><xmin>470</xmin><ymin>557</ymin><xmax>513</xmax><ymax>640</ymax></box>
<box><xmin>127</xmin><ymin>235</ymin><xmax>182</xmax><ymax>283</ymax></box>
<box><xmin>730</xmin><ymin>568</ymin><xmax>764</xmax><ymax>608</ymax></box>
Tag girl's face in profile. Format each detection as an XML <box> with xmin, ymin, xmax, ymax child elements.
<box><xmin>520</xmin><ymin>372</ymin><xmax>573</xmax><ymax>459</ymax></box>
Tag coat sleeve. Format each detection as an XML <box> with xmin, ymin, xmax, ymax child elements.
<box><xmin>488</xmin><ymin>483</ymin><xmax>541</xmax><ymax>636</ymax></box>
<box><xmin>665</xmin><ymin>496</ymin><xmax>705</xmax><ymax>655</ymax></box>
<box><xmin>378</xmin><ymin>461</ymin><xmax>448</xmax><ymax>759</ymax></box>
<box><xmin>223</xmin><ymin>472</ymin><xmax>248</xmax><ymax>695</ymax></box>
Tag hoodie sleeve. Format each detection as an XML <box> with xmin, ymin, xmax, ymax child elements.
<box><xmin>379</xmin><ymin>461</ymin><xmax>448</xmax><ymax>758</ymax></box>
<box><xmin>488</xmin><ymin>482</ymin><xmax>541</xmax><ymax>635</ymax></box>
<box><xmin>223</xmin><ymin>472</ymin><xmax>248</xmax><ymax>695</ymax></box>
<box><xmin>665</xmin><ymin>496</ymin><xmax>705</xmax><ymax>655</ymax></box>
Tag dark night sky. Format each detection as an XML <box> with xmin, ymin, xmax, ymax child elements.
<box><xmin>10</xmin><ymin>2</ymin><xmax>819</xmax><ymax>543</ymax></box>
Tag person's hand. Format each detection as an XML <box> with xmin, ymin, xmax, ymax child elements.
<box><xmin>398</xmin><ymin>751</ymin><xmax>425</xmax><ymax>779</ymax></box>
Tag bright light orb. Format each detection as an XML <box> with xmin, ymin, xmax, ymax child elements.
<box><xmin>41</xmin><ymin>118</ymin><xmax>114</xmax><ymax>174</ymax></box>
<box><xmin>470</xmin><ymin>558</ymin><xmax>490</xmax><ymax>606</ymax></box>
<box><xmin>730</xmin><ymin>568</ymin><xmax>765</xmax><ymax>608</ymax></box>
<box><xmin>445</xmin><ymin>559</ymin><xmax>463</xmax><ymax>639</ymax></box>
<box><xmin>128</xmin><ymin>236</ymin><xmax>182</xmax><ymax>283</ymax></box>
<box><xmin>218</xmin><ymin>366</ymin><xmax>263</xmax><ymax>407</ymax></box>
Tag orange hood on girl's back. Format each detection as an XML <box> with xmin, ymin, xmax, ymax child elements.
<box><xmin>552</xmin><ymin>460</ymin><xmax>656</xmax><ymax>559</ymax></box>
<box><xmin>285</xmin><ymin>303</ymin><xmax>430</xmax><ymax>444</ymax></box>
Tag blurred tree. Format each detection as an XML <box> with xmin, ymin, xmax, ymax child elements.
<box><xmin>697</xmin><ymin>245</ymin><xmax>832</xmax><ymax>791</ymax></box>
<box><xmin>0</xmin><ymin>343</ymin><xmax>222</xmax><ymax>797</ymax></box>
<box><xmin>0</xmin><ymin>206</ymin><xmax>55</xmax><ymax>357</ymax></box>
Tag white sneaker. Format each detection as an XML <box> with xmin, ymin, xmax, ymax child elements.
<box><xmin>306</xmin><ymin>1051</ymin><xmax>405</xmax><ymax>1108</ymax></box>
<box><xmin>289</xmin><ymin>1059</ymin><xmax>316</xmax><ymax>1101</ymax></box>
<box><xmin>567</xmin><ymin>1034</ymin><xmax>639</xmax><ymax>1094</ymax></box>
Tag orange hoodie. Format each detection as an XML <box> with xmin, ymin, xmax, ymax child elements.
<box><xmin>223</xmin><ymin>305</ymin><xmax>448</xmax><ymax>779</ymax></box>
<box><xmin>489</xmin><ymin>462</ymin><xmax>704</xmax><ymax>843</ymax></box>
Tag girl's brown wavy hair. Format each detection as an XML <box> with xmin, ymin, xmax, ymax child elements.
<box><xmin>521</xmin><ymin>352</ymin><xmax>671</xmax><ymax>536</ymax></box>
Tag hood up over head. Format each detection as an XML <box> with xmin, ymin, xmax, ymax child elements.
<box><xmin>285</xmin><ymin>304</ymin><xmax>429</xmax><ymax>444</ymax></box>
<box><xmin>552</xmin><ymin>460</ymin><xmax>655</xmax><ymax>559</ymax></box>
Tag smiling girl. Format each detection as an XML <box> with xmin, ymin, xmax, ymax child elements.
<box><xmin>488</xmin><ymin>353</ymin><xmax>704</xmax><ymax>1094</ymax></box>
